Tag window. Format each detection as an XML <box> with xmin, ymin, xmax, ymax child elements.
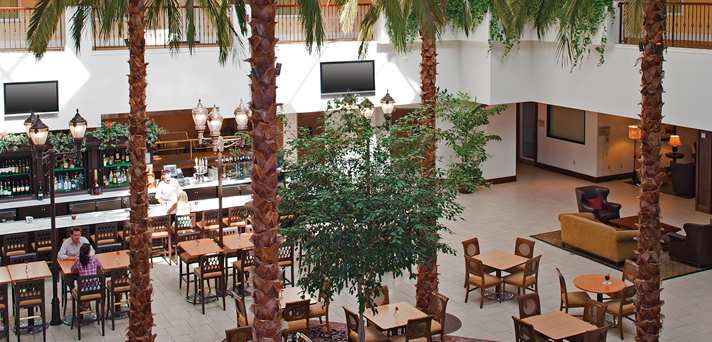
<box><xmin>547</xmin><ymin>105</ymin><xmax>586</xmax><ymax>144</ymax></box>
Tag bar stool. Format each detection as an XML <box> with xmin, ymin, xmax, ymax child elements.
<box><xmin>197</xmin><ymin>210</ymin><xmax>221</xmax><ymax>239</ymax></box>
<box><xmin>173</xmin><ymin>213</ymin><xmax>198</xmax><ymax>252</ymax></box>
<box><xmin>176</xmin><ymin>232</ymin><xmax>201</xmax><ymax>299</ymax></box>
<box><xmin>278</xmin><ymin>244</ymin><xmax>295</xmax><ymax>286</ymax></box>
<box><xmin>71</xmin><ymin>274</ymin><xmax>106</xmax><ymax>340</ymax></box>
<box><xmin>233</xmin><ymin>251</ymin><xmax>255</xmax><ymax>302</ymax></box>
<box><xmin>31</xmin><ymin>231</ymin><xmax>53</xmax><ymax>262</ymax></box>
<box><xmin>223</xmin><ymin>208</ymin><xmax>249</xmax><ymax>234</ymax></box>
<box><xmin>92</xmin><ymin>223</ymin><xmax>122</xmax><ymax>253</ymax></box>
<box><xmin>0</xmin><ymin>283</ymin><xmax>8</xmax><ymax>341</ymax></box>
<box><xmin>1</xmin><ymin>234</ymin><xmax>32</xmax><ymax>266</ymax></box>
<box><xmin>149</xmin><ymin>215</ymin><xmax>171</xmax><ymax>265</ymax></box>
<box><xmin>12</xmin><ymin>279</ymin><xmax>46</xmax><ymax>342</ymax></box>
<box><xmin>106</xmin><ymin>269</ymin><xmax>130</xmax><ymax>331</ymax></box>
<box><xmin>193</xmin><ymin>253</ymin><xmax>226</xmax><ymax>315</ymax></box>
<box><xmin>6</xmin><ymin>254</ymin><xmax>37</xmax><ymax>266</ymax></box>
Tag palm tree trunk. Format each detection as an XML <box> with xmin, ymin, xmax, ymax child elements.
<box><xmin>249</xmin><ymin>0</ymin><xmax>282</xmax><ymax>341</ymax></box>
<box><xmin>416</xmin><ymin>33</ymin><xmax>438</xmax><ymax>311</ymax></box>
<box><xmin>636</xmin><ymin>1</ymin><xmax>665</xmax><ymax>341</ymax></box>
<box><xmin>126</xmin><ymin>0</ymin><xmax>154</xmax><ymax>340</ymax></box>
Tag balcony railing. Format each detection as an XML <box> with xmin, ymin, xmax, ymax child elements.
<box><xmin>619</xmin><ymin>1</ymin><xmax>712</xmax><ymax>49</ymax></box>
<box><xmin>276</xmin><ymin>3</ymin><xmax>371</xmax><ymax>43</ymax></box>
<box><xmin>0</xmin><ymin>7</ymin><xmax>65</xmax><ymax>51</ymax></box>
<box><xmin>93</xmin><ymin>6</ymin><xmax>226</xmax><ymax>49</ymax></box>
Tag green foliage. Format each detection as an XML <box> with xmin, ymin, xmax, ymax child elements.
<box><xmin>434</xmin><ymin>90</ymin><xmax>503</xmax><ymax>193</ymax></box>
<box><xmin>90</xmin><ymin>122</ymin><xmax>129</xmax><ymax>151</ymax></box>
<box><xmin>48</xmin><ymin>131</ymin><xmax>87</xmax><ymax>154</ymax></box>
<box><xmin>0</xmin><ymin>133</ymin><xmax>29</xmax><ymax>154</ymax></box>
<box><xmin>146</xmin><ymin>121</ymin><xmax>165</xmax><ymax>148</ymax></box>
<box><xmin>279</xmin><ymin>96</ymin><xmax>461</xmax><ymax>316</ymax></box>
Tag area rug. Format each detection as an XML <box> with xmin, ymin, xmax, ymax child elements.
<box><xmin>531</xmin><ymin>230</ymin><xmax>712</xmax><ymax>280</ymax></box>
<box><xmin>308</xmin><ymin>322</ymin><xmax>496</xmax><ymax>342</ymax></box>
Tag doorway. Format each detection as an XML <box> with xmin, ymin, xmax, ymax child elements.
<box><xmin>518</xmin><ymin>102</ymin><xmax>538</xmax><ymax>163</ymax></box>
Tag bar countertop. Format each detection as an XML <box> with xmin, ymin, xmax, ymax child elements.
<box><xmin>0</xmin><ymin>194</ymin><xmax>251</xmax><ymax>235</ymax></box>
<box><xmin>0</xmin><ymin>177</ymin><xmax>251</xmax><ymax>211</ymax></box>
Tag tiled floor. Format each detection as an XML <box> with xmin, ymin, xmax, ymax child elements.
<box><xmin>15</xmin><ymin>164</ymin><xmax>712</xmax><ymax>341</ymax></box>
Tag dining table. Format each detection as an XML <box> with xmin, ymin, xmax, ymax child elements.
<box><xmin>523</xmin><ymin>311</ymin><xmax>597</xmax><ymax>341</ymax></box>
<box><xmin>223</xmin><ymin>233</ymin><xmax>254</xmax><ymax>253</ymax></box>
<box><xmin>363</xmin><ymin>302</ymin><xmax>428</xmax><ymax>331</ymax></box>
<box><xmin>473</xmin><ymin>250</ymin><xmax>529</xmax><ymax>301</ymax></box>
<box><xmin>574</xmin><ymin>274</ymin><xmax>626</xmax><ymax>302</ymax></box>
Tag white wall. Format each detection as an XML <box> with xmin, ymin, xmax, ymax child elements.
<box><xmin>597</xmin><ymin>113</ymin><xmax>637</xmax><ymax>177</ymax></box>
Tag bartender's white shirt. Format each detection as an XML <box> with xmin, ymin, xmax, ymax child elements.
<box><xmin>156</xmin><ymin>178</ymin><xmax>181</xmax><ymax>204</ymax></box>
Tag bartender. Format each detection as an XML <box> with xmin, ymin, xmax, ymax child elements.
<box><xmin>156</xmin><ymin>172</ymin><xmax>182</xmax><ymax>205</ymax></box>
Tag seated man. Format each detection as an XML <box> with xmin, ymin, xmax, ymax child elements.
<box><xmin>58</xmin><ymin>227</ymin><xmax>95</xmax><ymax>260</ymax></box>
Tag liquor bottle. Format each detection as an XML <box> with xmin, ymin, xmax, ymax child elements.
<box><xmin>124</xmin><ymin>152</ymin><xmax>130</xmax><ymax>162</ymax></box>
<box><xmin>93</xmin><ymin>170</ymin><xmax>102</xmax><ymax>195</ymax></box>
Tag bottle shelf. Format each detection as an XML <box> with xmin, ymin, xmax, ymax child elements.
<box><xmin>103</xmin><ymin>162</ymin><xmax>131</xmax><ymax>168</ymax></box>
<box><xmin>107</xmin><ymin>182</ymin><xmax>128</xmax><ymax>188</ymax></box>
<box><xmin>0</xmin><ymin>172</ymin><xmax>31</xmax><ymax>179</ymax></box>
<box><xmin>53</xmin><ymin>167</ymin><xmax>84</xmax><ymax>173</ymax></box>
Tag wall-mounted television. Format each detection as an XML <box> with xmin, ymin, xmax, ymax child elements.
<box><xmin>3</xmin><ymin>81</ymin><xmax>59</xmax><ymax>116</ymax></box>
<box><xmin>320</xmin><ymin>60</ymin><xmax>375</xmax><ymax>95</ymax></box>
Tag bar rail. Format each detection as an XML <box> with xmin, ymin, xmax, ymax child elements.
<box><xmin>619</xmin><ymin>1</ymin><xmax>712</xmax><ymax>49</ymax></box>
<box><xmin>276</xmin><ymin>3</ymin><xmax>371</xmax><ymax>43</ymax></box>
<box><xmin>0</xmin><ymin>7</ymin><xmax>65</xmax><ymax>51</ymax></box>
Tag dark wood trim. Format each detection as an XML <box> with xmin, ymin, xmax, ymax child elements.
<box><xmin>696</xmin><ymin>130</ymin><xmax>711</xmax><ymax>213</ymax></box>
<box><xmin>534</xmin><ymin>162</ymin><xmax>631</xmax><ymax>183</ymax></box>
<box><xmin>516</xmin><ymin>103</ymin><xmax>521</xmax><ymax>164</ymax></box>
<box><xmin>488</xmin><ymin>175</ymin><xmax>517</xmax><ymax>184</ymax></box>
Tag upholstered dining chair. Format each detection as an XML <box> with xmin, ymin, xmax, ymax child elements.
<box><xmin>371</xmin><ymin>285</ymin><xmax>390</xmax><ymax>307</ymax></box>
<box><xmin>295</xmin><ymin>332</ymin><xmax>313</xmax><ymax>342</ymax></box>
<box><xmin>508</xmin><ymin>238</ymin><xmax>535</xmax><ymax>273</ymax></box>
<box><xmin>462</xmin><ymin>237</ymin><xmax>481</xmax><ymax>287</ymax></box>
<box><xmin>282</xmin><ymin>299</ymin><xmax>311</xmax><ymax>340</ymax></box>
<box><xmin>428</xmin><ymin>292</ymin><xmax>449</xmax><ymax>342</ymax></box>
<box><xmin>582</xmin><ymin>326</ymin><xmax>609</xmax><ymax>342</ymax></box>
<box><xmin>107</xmin><ymin>269</ymin><xmax>130</xmax><ymax>331</ymax></box>
<box><xmin>225</xmin><ymin>326</ymin><xmax>257</xmax><ymax>342</ymax></box>
<box><xmin>148</xmin><ymin>215</ymin><xmax>171</xmax><ymax>265</ymax></box>
<box><xmin>343</xmin><ymin>307</ymin><xmax>388</xmax><ymax>342</ymax></box>
<box><xmin>309</xmin><ymin>287</ymin><xmax>330</xmax><ymax>327</ymax></box>
<box><xmin>194</xmin><ymin>253</ymin><xmax>226</xmax><ymax>314</ymax></box>
<box><xmin>71</xmin><ymin>274</ymin><xmax>106</xmax><ymax>340</ymax></box>
<box><xmin>556</xmin><ymin>267</ymin><xmax>591</xmax><ymax>313</ymax></box>
<box><xmin>465</xmin><ymin>257</ymin><xmax>501</xmax><ymax>308</ymax></box>
<box><xmin>389</xmin><ymin>316</ymin><xmax>433</xmax><ymax>342</ymax></box>
<box><xmin>605</xmin><ymin>285</ymin><xmax>636</xmax><ymax>339</ymax></box>
<box><xmin>14</xmin><ymin>279</ymin><xmax>47</xmax><ymax>342</ymax></box>
<box><xmin>583</xmin><ymin>300</ymin><xmax>608</xmax><ymax>328</ymax></box>
<box><xmin>504</xmin><ymin>255</ymin><xmax>541</xmax><ymax>295</ymax></box>
<box><xmin>512</xmin><ymin>316</ymin><xmax>537</xmax><ymax>342</ymax></box>
<box><xmin>622</xmin><ymin>259</ymin><xmax>638</xmax><ymax>283</ymax></box>
<box><xmin>235</xmin><ymin>297</ymin><xmax>253</xmax><ymax>327</ymax></box>
<box><xmin>517</xmin><ymin>293</ymin><xmax>541</xmax><ymax>319</ymax></box>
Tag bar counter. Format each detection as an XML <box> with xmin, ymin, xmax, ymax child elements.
<box><xmin>0</xmin><ymin>194</ymin><xmax>251</xmax><ymax>235</ymax></box>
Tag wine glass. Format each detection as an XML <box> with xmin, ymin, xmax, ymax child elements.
<box><xmin>604</xmin><ymin>273</ymin><xmax>611</xmax><ymax>285</ymax></box>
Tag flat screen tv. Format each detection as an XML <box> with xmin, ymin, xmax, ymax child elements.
<box><xmin>320</xmin><ymin>61</ymin><xmax>375</xmax><ymax>95</ymax></box>
<box><xmin>3</xmin><ymin>81</ymin><xmax>59</xmax><ymax>115</ymax></box>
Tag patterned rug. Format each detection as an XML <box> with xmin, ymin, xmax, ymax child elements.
<box><xmin>307</xmin><ymin>322</ymin><xmax>496</xmax><ymax>342</ymax></box>
<box><xmin>531</xmin><ymin>230</ymin><xmax>712</xmax><ymax>280</ymax></box>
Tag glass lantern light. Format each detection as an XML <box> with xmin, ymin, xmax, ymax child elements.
<box><xmin>234</xmin><ymin>100</ymin><xmax>250</xmax><ymax>131</ymax></box>
<box><xmin>207</xmin><ymin>105</ymin><xmax>224</xmax><ymax>138</ymax></box>
<box><xmin>380</xmin><ymin>90</ymin><xmax>395</xmax><ymax>120</ymax></box>
<box><xmin>192</xmin><ymin>99</ymin><xmax>209</xmax><ymax>135</ymax></box>
<box><xmin>28</xmin><ymin>117</ymin><xmax>50</xmax><ymax>146</ymax></box>
<box><xmin>24</xmin><ymin>112</ymin><xmax>38</xmax><ymax>137</ymax></box>
<box><xmin>68</xmin><ymin>109</ymin><xmax>88</xmax><ymax>140</ymax></box>
<box><xmin>360</xmin><ymin>98</ymin><xmax>374</xmax><ymax>119</ymax></box>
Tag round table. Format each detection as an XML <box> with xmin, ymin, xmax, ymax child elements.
<box><xmin>573</xmin><ymin>274</ymin><xmax>626</xmax><ymax>302</ymax></box>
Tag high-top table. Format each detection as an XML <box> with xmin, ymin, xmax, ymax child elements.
<box><xmin>223</xmin><ymin>233</ymin><xmax>254</xmax><ymax>253</ymax></box>
<box><xmin>58</xmin><ymin>250</ymin><xmax>130</xmax><ymax>276</ymax></box>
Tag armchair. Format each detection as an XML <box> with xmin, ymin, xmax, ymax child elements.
<box><xmin>669</xmin><ymin>223</ymin><xmax>712</xmax><ymax>267</ymax></box>
<box><xmin>575</xmin><ymin>186</ymin><xmax>622</xmax><ymax>222</ymax></box>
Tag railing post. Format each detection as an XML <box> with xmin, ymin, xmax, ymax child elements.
<box><xmin>618</xmin><ymin>1</ymin><xmax>624</xmax><ymax>44</ymax></box>
<box><xmin>671</xmin><ymin>2</ymin><xmax>676</xmax><ymax>47</ymax></box>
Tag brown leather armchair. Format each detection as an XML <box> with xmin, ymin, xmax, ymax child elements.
<box><xmin>669</xmin><ymin>223</ymin><xmax>712</xmax><ymax>267</ymax></box>
<box><xmin>575</xmin><ymin>186</ymin><xmax>622</xmax><ymax>222</ymax></box>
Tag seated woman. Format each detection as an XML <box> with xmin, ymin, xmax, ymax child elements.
<box><xmin>72</xmin><ymin>243</ymin><xmax>102</xmax><ymax>278</ymax></box>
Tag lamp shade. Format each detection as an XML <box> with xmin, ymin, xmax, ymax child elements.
<box><xmin>380</xmin><ymin>90</ymin><xmax>395</xmax><ymax>115</ymax></box>
<box><xmin>68</xmin><ymin>109</ymin><xmax>88</xmax><ymax>140</ymax></box>
<box><xmin>627</xmin><ymin>125</ymin><xmax>641</xmax><ymax>140</ymax></box>
<box><xmin>668</xmin><ymin>134</ymin><xmax>682</xmax><ymax>147</ymax></box>
<box><xmin>233</xmin><ymin>100</ymin><xmax>250</xmax><ymax>131</ymax></box>
<box><xmin>192</xmin><ymin>99</ymin><xmax>209</xmax><ymax>132</ymax></box>
<box><xmin>360</xmin><ymin>98</ymin><xmax>374</xmax><ymax>119</ymax></box>
<box><xmin>24</xmin><ymin>112</ymin><xmax>38</xmax><ymax>136</ymax></box>
<box><xmin>207</xmin><ymin>105</ymin><xmax>223</xmax><ymax>137</ymax></box>
<box><xmin>29</xmin><ymin>118</ymin><xmax>49</xmax><ymax>146</ymax></box>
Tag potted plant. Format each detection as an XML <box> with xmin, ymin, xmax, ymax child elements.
<box><xmin>0</xmin><ymin>133</ymin><xmax>29</xmax><ymax>154</ymax></box>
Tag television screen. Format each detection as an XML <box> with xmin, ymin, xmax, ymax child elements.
<box><xmin>320</xmin><ymin>61</ymin><xmax>375</xmax><ymax>95</ymax></box>
<box><xmin>547</xmin><ymin>105</ymin><xmax>586</xmax><ymax>144</ymax></box>
<box><xmin>3</xmin><ymin>81</ymin><xmax>59</xmax><ymax>115</ymax></box>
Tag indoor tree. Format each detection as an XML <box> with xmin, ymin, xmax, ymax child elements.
<box><xmin>279</xmin><ymin>96</ymin><xmax>461</xmax><ymax>341</ymax></box>
<box><xmin>27</xmin><ymin>1</ymin><xmax>241</xmax><ymax>340</ymax></box>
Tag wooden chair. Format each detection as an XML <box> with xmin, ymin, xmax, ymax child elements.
<box><xmin>583</xmin><ymin>300</ymin><xmax>608</xmax><ymax>328</ymax></box>
<box><xmin>106</xmin><ymin>269</ymin><xmax>130</xmax><ymax>331</ymax></box>
<box><xmin>223</xmin><ymin>208</ymin><xmax>249</xmax><ymax>234</ymax></box>
<box><xmin>556</xmin><ymin>267</ymin><xmax>591</xmax><ymax>313</ymax></box>
<box><xmin>622</xmin><ymin>259</ymin><xmax>637</xmax><ymax>283</ymax></box>
<box><xmin>225</xmin><ymin>326</ymin><xmax>257</xmax><ymax>342</ymax></box>
<box><xmin>71</xmin><ymin>274</ymin><xmax>106</xmax><ymax>340</ymax></box>
<box><xmin>428</xmin><ymin>292</ymin><xmax>449</xmax><ymax>342</ymax></box>
<box><xmin>582</xmin><ymin>326</ymin><xmax>609</xmax><ymax>342</ymax></box>
<box><xmin>194</xmin><ymin>253</ymin><xmax>226</xmax><ymax>314</ymax></box>
<box><xmin>462</xmin><ymin>237</ymin><xmax>481</xmax><ymax>287</ymax></box>
<box><xmin>93</xmin><ymin>223</ymin><xmax>122</xmax><ymax>253</ymax></box>
<box><xmin>32</xmin><ymin>230</ymin><xmax>53</xmax><ymax>261</ymax></box>
<box><xmin>1</xmin><ymin>233</ymin><xmax>31</xmax><ymax>266</ymax></box>
<box><xmin>6</xmin><ymin>253</ymin><xmax>37</xmax><ymax>266</ymax></box>
<box><xmin>235</xmin><ymin>297</ymin><xmax>254</xmax><ymax>327</ymax></box>
<box><xmin>149</xmin><ymin>215</ymin><xmax>172</xmax><ymax>265</ymax></box>
<box><xmin>233</xmin><ymin>251</ymin><xmax>255</xmax><ymax>302</ymax></box>
<box><xmin>390</xmin><ymin>316</ymin><xmax>433</xmax><ymax>342</ymax></box>
<box><xmin>309</xmin><ymin>286</ymin><xmax>330</xmax><ymax>327</ymax></box>
<box><xmin>517</xmin><ymin>293</ymin><xmax>541</xmax><ymax>319</ymax></box>
<box><xmin>605</xmin><ymin>285</ymin><xmax>636</xmax><ymax>339</ymax></box>
<box><xmin>508</xmin><ymin>237</ymin><xmax>535</xmax><ymax>273</ymax></box>
<box><xmin>343</xmin><ymin>307</ymin><xmax>388</xmax><ymax>342</ymax></box>
<box><xmin>278</xmin><ymin>243</ymin><xmax>295</xmax><ymax>286</ymax></box>
<box><xmin>197</xmin><ymin>210</ymin><xmax>221</xmax><ymax>239</ymax></box>
<box><xmin>13</xmin><ymin>279</ymin><xmax>46</xmax><ymax>342</ymax></box>
<box><xmin>372</xmin><ymin>285</ymin><xmax>389</xmax><ymax>307</ymax></box>
<box><xmin>512</xmin><ymin>316</ymin><xmax>537</xmax><ymax>342</ymax></box>
<box><xmin>465</xmin><ymin>257</ymin><xmax>501</xmax><ymax>308</ymax></box>
<box><xmin>281</xmin><ymin>299</ymin><xmax>310</xmax><ymax>340</ymax></box>
<box><xmin>176</xmin><ymin>231</ymin><xmax>201</xmax><ymax>299</ymax></box>
<box><xmin>503</xmin><ymin>255</ymin><xmax>541</xmax><ymax>295</ymax></box>
<box><xmin>296</xmin><ymin>332</ymin><xmax>312</xmax><ymax>342</ymax></box>
<box><xmin>0</xmin><ymin>283</ymin><xmax>8</xmax><ymax>341</ymax></box>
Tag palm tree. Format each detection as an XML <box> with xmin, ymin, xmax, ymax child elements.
<box><xmin>28</xmin><ymin>1</ymin><xmax>240</xmax><ymax>339</ymax></box>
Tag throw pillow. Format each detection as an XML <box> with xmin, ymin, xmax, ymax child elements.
<box><xmin>586</xmin><ymin>196</ymin><xmax>604</xmax><ymax>210</ymax></box>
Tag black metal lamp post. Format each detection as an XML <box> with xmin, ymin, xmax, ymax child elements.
<box><xmin>28</xmin><ymin>111</ymin><xmax>87</xmax><ymax>326</ymax></box>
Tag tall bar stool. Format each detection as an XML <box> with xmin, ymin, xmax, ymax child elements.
<box><xmin>92</xmin><ymin>223</ymin><xmax>122</xmax><ymax>253</ymax></box>
<box><xmin>106</xmin><ymin>269</ymin><xmax>130</xmax><ymax>331</ymax></box>
<box><xmin>193</xmin><ymin>253</ymin><xmax>226</xmax><ymax>315</ymax></box>
<box><xmin>176</xmin><ymin>231</ymin><xmax>201</xmax><ymax>298</ymax></box>
<box><xmin>32</xmin><ymin>231</ymin><xmax>53</xmax><ymax>262</ymax></box>
<box><xmin>12</xmin><ymin>279</ymin><xmax>46</xmax><ymax>342</ymax></box>
<box><xmin>71</xmin><ymin>275</ymin><xmax>105</xmax><ymax>340</ymax></box>
<box><xmin>149</xmin><ymin>215</ymin><xmax>171</xmax><ymax>265</ymax></box>
<box><xmin>223</xmin><ymin>208</ymin><xmax>249</xmax><ymax>234</ymax></box>
<box><xmin>233</xmin><ymin>251</ymin><xmax>255</xmax><ymax>302</ymax></box>
<box><xmin>0</xmin><ymin>282</ymin><xmax>8</xmax><ymax>341</ymax></box>
<box><xmin>278</xmin><ymin>243</ymin><xmax>295</xmax><ymax>286</ymax></box>
<box><xmin>197</xmin><ymin>210</ymin><xmax>221</xmax><ymax>239</ymax></box>
<box><xmin>1</xmin><ymin>234</ymin><xmax>32</xmax><ymax>266</ymax></box>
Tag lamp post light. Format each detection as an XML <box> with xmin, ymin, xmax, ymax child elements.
<box><xmin>380</xmin><ymin>90</ymin><xmax>395</xmax><ymax>123</ymax></box>
<box><xmin>360</xmin><ymin>98</ymin><xmax>374</xmax><ymax>119</ymax></box>
<box><xmin>28</xmin><ymin>110</ymin><xmax>87</xmax><ymax>326</ymax></box>
<box><xmin>234</xmin><ymin>100</ymin><xmax>251</xmax><ymax>131</ymax></box>
<box><xmin>191</xmin><ymin>100</ymin><xmax>250</xmax><ymax>247</ymax></box>
<box><xmin>24</xmin><ymin>112</ymin><xmax>38</xmax><ymax>137</ymax></box>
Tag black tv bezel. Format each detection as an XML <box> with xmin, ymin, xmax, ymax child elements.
<box><xmin>320</xmin><ymin>60</ymin><xmax>375</xmax><ymax>96</ymax></box>
<box><xmin>3</xmin><ymin>80</ymin><xmax>59</xmax><ymax>115</ymax></box>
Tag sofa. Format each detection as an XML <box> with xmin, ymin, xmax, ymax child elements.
<box><xmin>559</xmin><ymin>213</ymin><xmax>639</xmax><ymax>264</ymax></box>
<box><xmin>669</xmin><ymin>223</ymin><xmax>712</xmax><ymax>267</ymax></box>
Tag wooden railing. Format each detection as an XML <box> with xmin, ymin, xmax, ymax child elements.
<box><xmin>0</xmin><ymin>7</ymin><xmax>65</xmax><ymax>51</ymax></box>
<box><xmin>276</xmin><ymin>3</ymin><xmax>371</xmax><ymax>43</ymax></box>
<box><xmin>619</xmin><ymin>1</ymin><xmax>712</xmax><ymax>49</ymax></box>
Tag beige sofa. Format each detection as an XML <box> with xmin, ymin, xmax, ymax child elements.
<box><xmin>559</xmin><ymin>213</ymin><xmax>639</xmax><ymax>264</ymax></box>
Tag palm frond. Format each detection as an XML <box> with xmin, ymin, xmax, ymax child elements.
<box><xmin>195</xmin><ymin>0</ymin><xmax>236</xmax><ymax>64</ymax></box>
<box><xmin>70</xmin><ymin>1</ymin><xmax>94</xmax><ymax>53</ymax></box>
<box><xmin>382</xmin><ymin>0</ymin><xmax>407</xmax><ymax>52</ymax></box>
<box><xmin>97</xmin><ymin>0</ymin><xmax>128</xmax><ymax>40</ymax></box>
<box><xmin>339</xmin><ymin>0</ymin><xmax>358</xmax><ymax>33</ymax></box>
<box><xmin>232</xmin><ymin>0</ymin><xmax>249</xmax><ymax>36</ymax></box>
<box><xmin>146</xmin><ymin>0</ymin><xmax>184</xmax><ymax>51</ymax></box>
<box><xmin>356</xmin><ymin>3</ymin><xmax>382</xmax><ymax>57</ymax></box>
<box><xmin>296</xmin><ymin>0</ymin><xmax>325</xmax><ymax>53</ymax></box>
<box><xmin>27</xmin><ymin>0</ymin><xmax>69</xmax><ymax>58</ymax></box>
<box><xmin>530</xmin><ymin>0</ymin><xmax>558</xmax><ymax>39</ymax></box>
